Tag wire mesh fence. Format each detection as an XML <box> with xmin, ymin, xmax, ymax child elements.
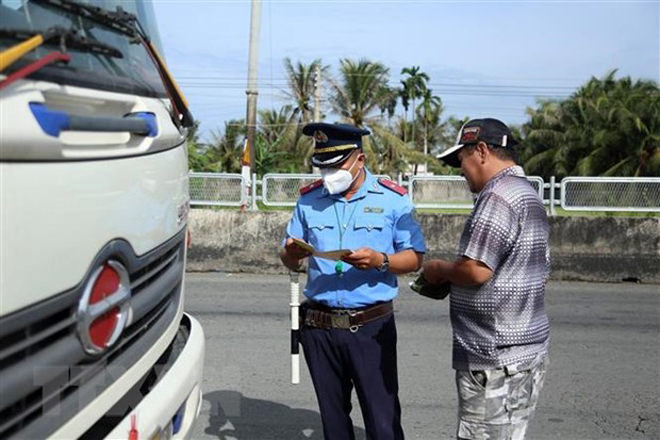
<box><xmin>409</xmin><ymin>176</ymin><xmax>544</xmax><ymax>209</ymax></box>
<box><xmin>189</xmin><ymin>173</ymin><xmax>246</xmax><ymax>207</ymax></box>
<box><xmin>261</xmin><ymin>173</ymin><xmax>391</xmax><ymax>207</ymax></box>
<box><xmin>409</xmin><ymin>176</ymin><xmax>473</xmax><ymax>209</ymax></box>
<box><xmin>561</xmin><ymin>177</ymin><xmax>660</xmax><ymax>212</ymax></box>
<box><xmin>262</xmin><ymin>174</ymin><xmax>321</xmax><ymax>207</ymax></box>
<box><xmin>188</xmin><ymin>172</ymin><xmax>659</xmax><ymax>214</ymax></box>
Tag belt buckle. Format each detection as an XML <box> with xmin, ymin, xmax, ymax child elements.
<box><xmin>331</xmin><ymin>313</ymin><xmax>350</xmax><ymax>329</ymax></box>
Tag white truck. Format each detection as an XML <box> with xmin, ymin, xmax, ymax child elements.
<box><xmin>0</xmin><ymin>1</ymin><xmax>204</xmax><ymax>438</ymax></box>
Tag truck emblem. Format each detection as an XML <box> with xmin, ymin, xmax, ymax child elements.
<box><xmin>76</xmin><ymin>260</ymin><xmax>131</xmax><ymax>355</ymax></box>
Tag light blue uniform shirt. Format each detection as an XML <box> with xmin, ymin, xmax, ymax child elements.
<box><xmin>285</xmin><ymin>169</ymin><xmax>426</xmax><ymax>308</ymax></box>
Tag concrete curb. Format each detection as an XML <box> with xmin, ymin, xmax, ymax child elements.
<box><xmin>186</xmin><ymin>210</ymin><xmax>660</xmax><ymax>283</ymax></box>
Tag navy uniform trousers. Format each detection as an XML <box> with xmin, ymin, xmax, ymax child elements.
<box><xmin>300</xmin><ymin>313</ymin><xmax>405</xmax><ymax>440</ymax></box>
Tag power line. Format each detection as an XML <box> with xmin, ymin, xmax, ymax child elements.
<box><xmin>178</xmin><ymin>78</ymin><xmax>576</xmax><ymax>90</ymax></box>
<box><xmin>178</xmin><ymin>76</ymin><xmax>576</xmax><ymax>90</ymax></box>
<box><xmin>177</xmin><ymin>78</ymin><xmax>576</xmax><ymax>98</ymax></box>
<box><xmin>182</xmin><ymin>87</ymin><xmax>570</xmax><ymax>99</ymax></box>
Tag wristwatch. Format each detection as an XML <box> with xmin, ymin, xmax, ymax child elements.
<box><xmin>377</xmin><ymin>252</ymin><xmax>390</xmax><ymax>273</ymax></box>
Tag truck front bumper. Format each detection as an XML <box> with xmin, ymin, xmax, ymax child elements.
<box><xmin>106</xmin><ymin>313</ymin><xmax>205</xmax><ymax>440</ymax></box>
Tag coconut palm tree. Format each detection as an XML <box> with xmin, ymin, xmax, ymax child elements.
<box><xmin>416</xmin><ymin>89</ymin><xmax>443</xmax><ymax>156</ymax></box>
<box><xmin>400</xmin><ymin>66</ymin><xmax>430</xmax><ymax>143</ymax></box>
<box><xmin>205</xmin><ymin>119</ymin><xmax>245</xmax><ymax>173</ymax></box>
<box><xmin>328</xmin><ymin>58</ymin><xmax>391</xmax><ymax>127</ymax></box>
<box><xmin>257</xmin><ymin>105</ymin><xmax>319</xmax><ymax>173</ymax></box>
<box><xmin>185</xmin><ymin>120</ymin><xmax>211</xmax><ymax>171</ymax></box>
<box><xmin>521</xmin><ymin>71</ymin><xmax>660</xmax><ymax>178</ymax></box>
<box><xmin>367</xmin><ymin>123</ymin><xmax>436</xmax><ymax>176</ymax></box>
<box><xmin>258</xmin><ymin>105</ymin><xmax>296</xmax><ymax>146</ymax></box>
<box><xmin>329</xmin><ymin>58</ymin><xmax>427</xmax><ymax>173</ymax></box>
<box><xmin>283</xmin><ymin>58</ymin><xmax>328</xmax><ymax>124</ymax></box>
<box><xmin>376</xmin><ymin>85</ymin><xmax>400</xmax><ymax>127</ymax></box>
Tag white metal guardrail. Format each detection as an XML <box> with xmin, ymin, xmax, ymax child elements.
<box><xmin>189</xmin><ymin>172</ymin><xmax>246</xmax><ymax>207</ymax></box>
<box><xmin>189</xmin><ymin>172</ymin><xmax>659</xmax><ymax>214</ymax></box>
<box><xmin>261</xmin><ymin>173</ymin><xmax>391</xmax><ymax>207</ymax></box>
<box><xmin>409</xmin><ymin>176</ymin><xmax>472</xmax><ymax>209</ymax></box>
<box><xmin>409</xmin><ymin>175</ymin><xmax>544</xmax><ymax>209</ymax></box>
<box><xmin>261</xmin><ymin>174</ymin><xmax>321</xmax><ymax>207</ymax></box>
<box><xmin>560</xmin><ymin>177</ymin><xmax>660</xmax><ymax>212</ymax></box>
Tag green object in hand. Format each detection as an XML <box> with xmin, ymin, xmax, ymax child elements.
<box><xmin>335</xmin><ymin>261</ymin><xmax>344</xmax><ymax>277</ymax></box>
<box><xmin>409</xmin><ymin>274</ymin><xmax>451</xmax><ymax>300</ymax></box>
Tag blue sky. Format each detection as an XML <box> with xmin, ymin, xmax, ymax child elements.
<box><xmin>153</xmin><ymin>0</ymin><xmax>660</xmax><ymax>140</ymax></box>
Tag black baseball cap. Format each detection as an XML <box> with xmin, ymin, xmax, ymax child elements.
<box><xmin>303</xmin><ymin>122</ymin><xmax>370</xmax><ymax>168</ymax></box>
<box><xmin>437</xmin><ymin>118</ymin><xmax>518</xmax><ymax>167</ymax></box>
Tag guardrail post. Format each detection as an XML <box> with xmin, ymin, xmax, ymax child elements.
<box><xmin>251</xmin><ymin>173</ymin><xmax>258</xmax><ymax>211</ymax></box>
<box><xmin>549</xmin><ymin>176</ymin><xmax>557</xmax><ymax>217</ymax></box>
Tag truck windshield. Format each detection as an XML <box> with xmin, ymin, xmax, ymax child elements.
<box><xmin>0</xmin><ymin>0</ymin><xmax>167</xmax><ymax>97</ymax></box>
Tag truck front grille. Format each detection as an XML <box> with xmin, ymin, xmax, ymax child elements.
<box><xmin>0</xmin><ymin>229</ymin><xmax>186</xmax><ymax>439</ymax></box>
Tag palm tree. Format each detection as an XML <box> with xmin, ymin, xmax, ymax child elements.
<box><xmin>257</xmin><ymin>105</ymin><xmax>311</xmax><ymax>173</ymax></box>
<box><xmin>258</xmin><ymin>105</ymin><xmax>296</xmax><ymax>146</ymax></box>
<box><xmin>254</xmin><ymin>134</ymin><xmax>287</xmax><ymax>176</ymax></box>
<box><xmin>283</xmin><ymin>58</ymin><xmax>328</xmax><ymax>124</ymax></box>
<box><xmin>376</xmin><ymin>85</ymin><xmax>400</xmax><ymax>127</ymax></box>
<box><xmin>520</xmin><ymin>101</ymin><xmax>570</xmax><ymax>177</ymax></box>
<box><xmin>186</xmin><ymin>120</ymin><xmax>210</xmax><ymax>171</ymax></box>
<box><xmin>328</xmin><ymin>58</ymin><xmax>391</xmax><ymax>127</ymax></box>
<box><xmin>206</xmin><ymin>119</ymin><xmax>245</xmax><ymax>173</ymax></box>
<box><xmin>521</xmin><ymin>71</ymin><xmax>660</xmax><ymax>178</ymax></box>
<box><xmin>416</xmin><ymin>89</ymin><xmax>443</xmax><ymax>156</ymax></box>
<box><xmin>400</xmin><ymin>66</ymin><xmax>429</xmax><ymax>143</ymax></box>
<box><xmin>366</xmin><ymin>122</ymin><xmax>437</xmax><ymax>176</ymax></box>
<box><xmin>329</xmin><ymin>58</ymin><xmax>407</xmax><ymax>171</ymax></box>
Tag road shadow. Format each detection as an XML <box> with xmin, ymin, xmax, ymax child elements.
<box><xmin>203</xmin><ymin>390</ymin><xmax>367</xmax><ymax>440</ymax></box>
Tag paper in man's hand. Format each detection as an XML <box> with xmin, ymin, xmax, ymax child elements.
<box><xmin>315</xmin><ymin>249</ymin><xmax>353</xmax><ymax>261</ymax></box>
<box><xmin>291</xmin><ymin>238</ymin><xmax>352</xmax><ymax>261</ymax></box>
<box><xmin>291</xmin><ymin>237</ymin><xmax>315</xmax><ymax>254</ymax></box>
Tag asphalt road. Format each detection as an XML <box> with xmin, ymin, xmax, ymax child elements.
<box><xmin>185</xmin><ymin>273</ymin><xmax>659</xmax><ymax>440</ymax></box>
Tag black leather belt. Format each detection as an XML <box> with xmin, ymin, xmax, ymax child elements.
<box><xmin>301</xmin><ymin>301</ymin><xmax>393</xmax><ymax>332</ymax></box>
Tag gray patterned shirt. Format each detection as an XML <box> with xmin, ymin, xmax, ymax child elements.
<box><xmin>451</xmin><ymin>166</ymin><xmax>550</xmax><ymax>371</ymax></box>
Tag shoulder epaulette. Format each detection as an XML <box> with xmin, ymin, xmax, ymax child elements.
<box><xmin>300</xmin><ymin>179</ymin><xmax>324</xmax><ymax>195</ymax></box>
<box><xmin>378</xmin><ymin>178</ymin><xmax>407</xmax><ymax>196</ymax></box>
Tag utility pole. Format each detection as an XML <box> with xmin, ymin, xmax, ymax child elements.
<box><xmin>311</xmin><ymin>64</ymin><xmax>322</xmax><ymax>174</ymax></box>
<box><xmin>245</xmin><ymin>0</ymin><xmax>262</xmax><ymax>173</ymax></box>
<box><xmin>313</xmin><ymin>64</ymin><xmax>321</xmax><ymax>122</ymax></box>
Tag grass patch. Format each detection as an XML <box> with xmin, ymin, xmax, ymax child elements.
<box><xmin>552</xmin><ymin>208</ymin><xmax>659</xmax><ymax>218</ymax></box>
<box><xmin>191</xmin><ymin>204</ymin><xmax>658</xmax><ymax>217</ymax></box>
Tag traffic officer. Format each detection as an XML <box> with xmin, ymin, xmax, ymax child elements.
<box><xmin>280</xmin><ymin>122</ymin><xmax>426</xmax><ymax>440</ymax></box>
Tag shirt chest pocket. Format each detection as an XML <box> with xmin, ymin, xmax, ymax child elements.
<box><xmin>353</xmin><ymin>217</ymin><xmax>387</xmax><ymax>245</ymax></box>
<box><xmin>307</xmin><ymin>217</ymin><xmax>336</xmax><ymax>249</ymax></box>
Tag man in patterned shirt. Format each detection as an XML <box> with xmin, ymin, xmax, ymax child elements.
<box><xmin>424</xmin><ymin>118</ymin><xmax>550</xmax><ymax>440</ymax></box>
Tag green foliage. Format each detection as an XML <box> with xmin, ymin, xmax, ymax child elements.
<box><xmin>196</xmin><ymin>61</ymin><xmax>657</xmax><ymax>180</ymax></box>
<box><xmin>192</xmin><ymin>59</ymin><xmax>455</xmax><ymax>176</ymax></box>
<box><xmin>187</xmin><ymin>119</ymin><xmax>245</xmax><ymax>173</ymax></box>
<box><xmin>186</xmin><ymin>120</ymin><xmax>210</xmax><ymax>171</ymax></box>
<box><xmin>329</xmin><ymin>58</ymin><xmax>391</xmax><ymax>127</ymax></box>
<box><xmin>520</xmin><ymin>71</ymin><xmax>660</xmax><ymax>179</ymax></box>
<box><xmin>400</xmin><ymin>65</ymin><xmax>430</xmax><ymax>145</ymax></box>
<box><xmin>283</xmin><ymin>58</ymin><xmax>328</xmax><ymax>124</ymax></box>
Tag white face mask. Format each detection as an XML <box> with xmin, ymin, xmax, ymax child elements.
<box><xmin>321</xmin><ymin>155</ymin><xmax>361</xmax><ymax>195</ymax></box>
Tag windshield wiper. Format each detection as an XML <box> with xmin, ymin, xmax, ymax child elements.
<box><xmin>0</xmin><ymin>26</ymin><xmax>124</xmax><ymax>90</ymax></box>
<box><xmin>31</xmin><ymin>0</ymin><xmax>138</xmax><ymax>39</ymax></box>
<box><xmin>0</xmin><ymin>27</ymin><xmax>123</xmax><ymax>60</ymax></box>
